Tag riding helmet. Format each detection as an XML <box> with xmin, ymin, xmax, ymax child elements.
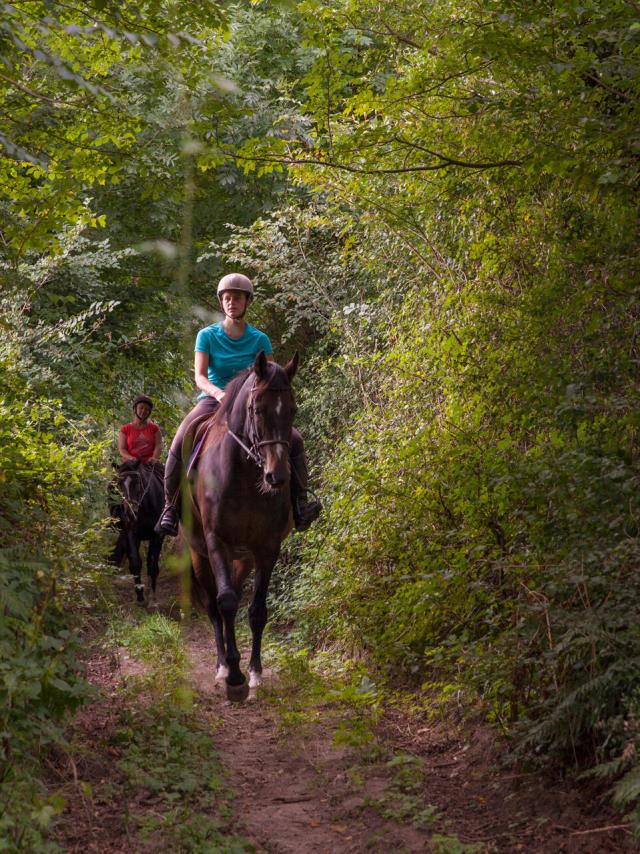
<box><xmin>133</xmin><ymin>394</ymin><xmax>153</xmax><ymax>410</ymax></box>
<box><xmin>217</xmin><ymin>273</ymin><xmax>254</xmax><ymax>301</ymax></box>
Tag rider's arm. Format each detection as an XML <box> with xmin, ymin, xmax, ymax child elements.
<box><xmin>151</xmin><ymin>428</ymin><xmax>162</xmax><ymax>463</ymax></box>
<box><xmin>195</xmin><ymin>351</ymin><xmax>226</xmax><ymax>402</ymax></box>
<box><xmin>117</xmin><ymin>429</ymin><xmax>137</xmax><ymax>463</ymax></box>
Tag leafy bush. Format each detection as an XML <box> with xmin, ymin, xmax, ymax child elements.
<box><xmin>246</xmin><ymin>0</ymin><xmax>640</xmax><ymax>827</ymax></box>
<box><xmin>0</xmin><ymin>362</ymin><xmax>103</xmax><ymax>846</ymax></box>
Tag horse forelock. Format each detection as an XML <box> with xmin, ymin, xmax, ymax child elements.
<box><xmin>260</xmin><ymin>361</ymin><xmax>292</xmax><ymax>393</ymax></box>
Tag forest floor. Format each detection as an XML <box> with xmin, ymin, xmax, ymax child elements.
<box><xmin>45</xmin><ymin>569</ymin><xmax>635</xmax><ymax>854</ymax></box>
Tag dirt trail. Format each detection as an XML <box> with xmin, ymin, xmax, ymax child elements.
<box><xmin>50</xmin><ymin>571</ymin><xmax>636</xmax><ymax>853</ymax></box>
<box><xmin>186</xmin><ymin>624</ymin><xmax>430</xmax><ymax>853</ymax></box>
<box><xmin>188</xmin><ymin>624</ymin><xmax>633</xmax><ymax>854</ymax></box>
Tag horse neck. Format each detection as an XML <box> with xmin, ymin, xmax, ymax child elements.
<box><xmin>226</xmin><ymin>376</ymin><xmax>253</xmax><ymax>436</ymax></box>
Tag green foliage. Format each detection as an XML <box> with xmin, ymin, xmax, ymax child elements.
<box><xmin>237</xmin><ymin>0</ymin><xmax>640</xmax><ymax>833</ymax></box>
<box><xmin>99</xmin><ymin>699</ymin><xmax>251</xmax><ymax>852</ymax></box>
<box><xmin>372</xmin><ymin>755</ymin><xmax>440</xmax><ymax>829</ymax></box>
<box><xmin>431</xmin><ymin>835</ymin><xmax>483</xmax><ymax>854</ymax></box>
<box><xmin>259</xmin><ymin>631</ymin><xmax>383</xmax><ymax>751</ymax></box>
<box><xmin>115</xmin><ymin>710</ymin><xmax>223</xmax><ymax>801</ymax></box>
<box><xmin>0</xmin><ymin>364</ymin><xmax>101</xmax><ymax>848</ymax></box>
<box><xmin>109</xmin><ymin>611</ymin><xmax>187</xmax><ymax>668</ymax></box>
<box><xmin>2</xmin><ymin>0</ymin><xmax>640</xmax><ymax>841</ymax></box>
<box><xmin>96</xmin><ymin>611</ymin><xmax>252</xmax><ymax>853</ymax></box>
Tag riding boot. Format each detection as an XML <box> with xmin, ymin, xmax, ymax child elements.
<box><xmin>155</xmin><ymin>450</ymin><xmax>181</xmax><ymax>536</ymax></box>
<box><xmin>290</xmin><ymin>448</ymin><xmax>322</xmax><ymax>532</ymax></box>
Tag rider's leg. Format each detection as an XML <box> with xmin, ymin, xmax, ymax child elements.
<box><xmin>156</xmin><ymin>448</ymin><xmax>182</xmax><ymax>536</ymax></box>
<box><xmin>289</xmin><ymin>428</ymin><xmax>322</xmax><ymax>531</ymax></box>
<box><xmin>156</xmin><ymin>397</ymin><xmax>219</xmax><ymax>536</ymax></box>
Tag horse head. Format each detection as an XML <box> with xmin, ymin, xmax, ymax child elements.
<box><xmin>228</xmin><ymin>350</ymin><xmax>298</xmax><ymax>493</ymax></box>
<box><xmin>118</xmin><ymin>459</ymin><xmax>143</xmax><ymax>519</ymax></box>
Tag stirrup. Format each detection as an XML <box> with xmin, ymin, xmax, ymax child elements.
<box><xmin>294</xmin><ymin>497</ymin><xmax>322</xmax><ymax>532</ymax></box>
<box><xmin>155</xmin><ymin>505</ymin><xmax>179</xmax><ymax>537</ymax></box>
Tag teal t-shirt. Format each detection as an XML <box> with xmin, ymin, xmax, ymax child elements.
<box><xmin>194</xmin><ymin>322</ymin><xmax>273</xmax><ymax>398</ymax></box>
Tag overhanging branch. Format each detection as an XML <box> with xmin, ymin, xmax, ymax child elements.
<box><xmin>230</xmin><ymin>150</ymin><xmax>524</xmax><ymax>175</ymax></box>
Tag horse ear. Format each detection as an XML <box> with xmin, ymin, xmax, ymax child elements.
<box><xmin>284</xmin><ymin>351</ymin><xmax>299</xmax><ymax>381</ymax></box>
<box><xmin>253</xmin><ymin>349</ymin><xmax>268</xmax><ymax>380</ymax></box>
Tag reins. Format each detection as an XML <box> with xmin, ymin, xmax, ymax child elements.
<box><xmin>227</xmin><ymin>428</ymin><xmax>264</xmax><ymax>468</ymax></box>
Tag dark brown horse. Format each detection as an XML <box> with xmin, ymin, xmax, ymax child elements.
<box><xmin>117</xmin><ymin>460</ymin><xmax>165</xmax><ymax>607</ymax></box>
<box><xmin>184</xmin><ymin>350</ymin><xmax>298</xmax><ymax>700</ymax></box>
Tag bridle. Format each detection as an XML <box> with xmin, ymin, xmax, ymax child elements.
<box><xmin>120</xmin><ymin>466</ymin><xmax>154</xmax><ymax>519</ymax></box>
<box><xmin>227</xmin><ymin>380</ymin><xmax>292</xmax><ymax>471</ymax></box>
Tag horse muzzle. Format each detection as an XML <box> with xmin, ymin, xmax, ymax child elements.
<box><xmin>263</xmin><ymin>469</ymin><xmax>288</xmax><ymax>491</ymax></box>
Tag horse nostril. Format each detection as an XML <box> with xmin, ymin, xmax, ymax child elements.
<box><xmin>265</xmin><ymin>471</ymin><xmax>284</xmax><ymax>487</ymax></box>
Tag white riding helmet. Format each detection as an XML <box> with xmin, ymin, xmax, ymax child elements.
<box><xmin>217</xmin><ymin>273</ymin><xmax>254</xmax><ymax>301</ymax></box>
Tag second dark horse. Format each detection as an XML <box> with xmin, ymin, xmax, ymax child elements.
<box><xmin>117</xmin><ymin>460</ymin><xmax>165</xmax><ymax>607</ymax></box>
<box><xmin>185</xmin><ymin>350</ymin><xmax>298</xmax><ymax>701</ymax></box>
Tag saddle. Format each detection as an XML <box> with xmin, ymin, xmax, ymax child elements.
<box><xmin>184</xmin><ymin>411</ymin><xmax>218</xmax><ymax>477</ymax></box>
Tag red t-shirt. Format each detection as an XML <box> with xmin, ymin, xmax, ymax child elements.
<box><xmin>120</xmin><ymin>421</ymin><xmax>159</xmax><ymax>464</ymax></box>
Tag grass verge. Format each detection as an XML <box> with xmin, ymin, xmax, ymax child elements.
<box><xmin>48</xmin><ymin>608</ymin><xmax>253</xmax><ymax>853</ymax></box>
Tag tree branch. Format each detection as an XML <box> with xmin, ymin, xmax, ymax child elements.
<box><xmin>230</xmin><ymin>150</ymin><xmax>524</xmax><ymax>175</ymax></box>
<box><xmin>0</xmin><ymin>71</ymin><xmax>100</xmax><ymax>112</ymax></box>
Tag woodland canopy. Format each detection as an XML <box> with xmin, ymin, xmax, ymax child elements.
<box><xmin>1</xmin><ymin>0</ymin><xmax>639</xmax><ymax>844</ymax></box>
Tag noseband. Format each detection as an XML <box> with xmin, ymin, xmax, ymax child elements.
<box><xmin>228</xmin><ymin>381</ymin><xmax>291</xmax><ymax>470</ymax></box>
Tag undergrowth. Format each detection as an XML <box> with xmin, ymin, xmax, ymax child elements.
<box><xmin>106</xmin><ymin>703</ymin><xmax>249</xmax><ymax>853</ymax></box>
<box><xmin>112</xmin><ymin>611</ymin><xmax>253</xmax><ymax>851</ymax></box>
<box><xmin>63</xmin><ymin>610</ymin><xmax>253</xmax><ymax>853</ymax></box>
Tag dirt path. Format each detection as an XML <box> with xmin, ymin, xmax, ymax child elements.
<box><xmin>49</xmin><ymin>572</ymin><xmax>636</xmax><ymax>853</ymax></box>
<box><xmin>186</xmin><ymin>625</ymin><xmax>431</xmax><ymax>853</ymax></box>
<box><xmin>189</xmin><ymin>626</ymin><xmax>633</xmax><ymax>854</ymax></box>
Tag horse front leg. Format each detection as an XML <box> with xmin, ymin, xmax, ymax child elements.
<box><xmin>146</xmin><ymin>534</ymin><xmax>163</xmax><ymax>609</ymax></box>
<box><xmin>204</xmin><ymin>535</ymin><xmax>248</xmax><ymax>702</ymax></box>
<box><xmin>190</xmin><ymin>550</ymin><xmax>227</xmax><ymax>682</ymax></box>
<box><xmin>126</xmin><ymin>530</ymin><xmax>144</xmax><ymax>604</ymax></box>
<box><xmin>248</xmin><ymin>550</ymin><xmax>279</xmax><ymax>689</ymax></box>
<box><xmin>207</xmin><ymin>599</ymin><xmax>229</xmax><ymax>683</ymax></box>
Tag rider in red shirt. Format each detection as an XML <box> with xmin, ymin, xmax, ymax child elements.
<box><xmin>110</xmin><ymin>395</ymin><xmax>163</xmax><ymax>566</ymax></box>
<box><xmin>118</xmin><ymin>395</ymin><xmax>162</xmax><ymax>465</ymax></box>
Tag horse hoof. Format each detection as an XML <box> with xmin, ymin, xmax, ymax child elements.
<box><xmin>135</xmin><ymin>584</ymin><xmax>145</xmax><ymax>604</ymax></box>
<box><xmin>248</xmin><ymin>670</ymin><xmax>262</xmax><ymax>689</ymax></box>
<box><xmin>226</xmin><ymin>680</ymin><xmax>249</xmax><ymax>703</ymax></box>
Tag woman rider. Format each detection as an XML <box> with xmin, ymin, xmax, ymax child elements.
<box><xmin>156</xmin><ymin>272</ymin><xmax>322</xmax><ymax>536</ymax></box>
<box><xmin>111</xmin><ymin>394</ymin><xmax>163</xmax><ymax>565</ymax></box>
<box><xmin>118</xmin><ymin>395</ymin><xmax>162</xmax><ymax>467</ymax></box>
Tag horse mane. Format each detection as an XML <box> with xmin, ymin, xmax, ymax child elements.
<box><xmin>213</xmin><ymin>362</ymin><xmax>290</xmax><ymax>424</ymax></box>
<box><xmin>213</xmin><ymin>368</ymin><xmax>253</xmax><ymax>422</ymax></box>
